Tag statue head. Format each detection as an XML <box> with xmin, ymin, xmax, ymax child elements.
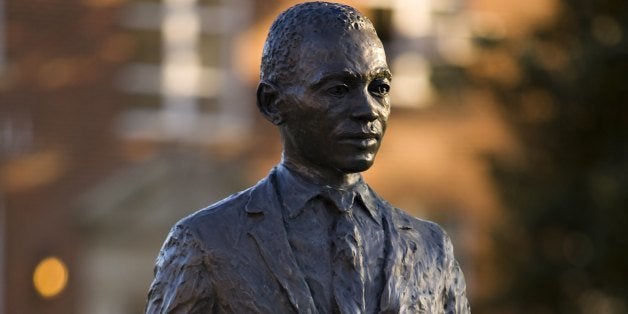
<box><xmin>257</xmin><ymin>2</ymin><xmax>391</xmax><ymax>184</ymax></box>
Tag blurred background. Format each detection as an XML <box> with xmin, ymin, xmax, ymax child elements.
<box><xmin>1</xmin><ymin>0</ymin><xmax>627</xmax><ymax>313</ymax></box>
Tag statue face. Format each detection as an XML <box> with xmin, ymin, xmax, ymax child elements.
<box><xmin>280</xmin><ymin>28</ymin><xmax>391</xmax><ymax>175</ymax></box>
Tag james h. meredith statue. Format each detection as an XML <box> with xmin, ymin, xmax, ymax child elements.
<box><xmin>146</xmin><ymin>2</ymin><xmax>470</xmax><ymax>313</ymax></box>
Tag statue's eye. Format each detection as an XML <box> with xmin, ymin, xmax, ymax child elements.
<box><xmin>369</xmin><ymin>81</ymin><xmax>390</xmax><ymax>96</ymax></box>
<box><xmin>327</xmin><ymin>85</ymin><xmax>349</xmax><ymax>97</ymax></box>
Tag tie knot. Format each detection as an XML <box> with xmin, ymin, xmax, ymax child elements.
<box><xmin>321</xmin><ymin>188</ymin><xmax>356</xmax><ymax>213</ymax></box>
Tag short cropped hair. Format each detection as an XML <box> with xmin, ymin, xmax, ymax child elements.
<box><xmin>260</xmin><ymin>1</ymin><xmax>376</xmax><ymax>86</ymax></box>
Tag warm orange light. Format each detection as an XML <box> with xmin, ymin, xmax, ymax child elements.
<box><xmin>32</xmin><ymin>256</ymin><xmax>69</xmax><ymax>298</ymax></box>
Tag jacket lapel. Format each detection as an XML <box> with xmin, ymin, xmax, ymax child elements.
<box><xmin>244</xmin><ymin>172</ymin><xmax>318</xmax><ymax>314</ymax></box>
<box><xmin>378</xmin><ymin>204</ymin><xmax>415</xmax><ymax>313</ymax></box>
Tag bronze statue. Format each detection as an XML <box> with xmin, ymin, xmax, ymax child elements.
<box><xmin>146</xmin><ymin>2</ymin><xmax>470</xmax><ymax>313</ymax></box>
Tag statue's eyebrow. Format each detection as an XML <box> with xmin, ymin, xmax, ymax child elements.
<box><xmin>310</xmin><ymin>67</ymin><xmax>391</xmax><ymax>87</ymax></box>
<box><xmin>310</xmin><ymin>70</ymin><xmax>359</xmax><ymax>87</ymax></box>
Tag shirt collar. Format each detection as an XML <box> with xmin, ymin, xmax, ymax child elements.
<box><xmin>274</xmin><ymin>164</ymin><xmax>380</xmax><ymax>223</ymax></box>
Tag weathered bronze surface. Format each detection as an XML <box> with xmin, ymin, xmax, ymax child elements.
<box><xmin>146</xmin><ymin>2</ymin><xmax>470</xmax><ymax>313</ymax></box>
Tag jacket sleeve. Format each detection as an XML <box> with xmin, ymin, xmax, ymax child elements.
<box><xmin>442</xmin><ymin>234</ymin><xmax>471</xmax><ymax>314</ymax></box>
<box><xmin>146</xmin><ymin>223</ymin><xmax>214</xmax><ymax>314</ymax></box>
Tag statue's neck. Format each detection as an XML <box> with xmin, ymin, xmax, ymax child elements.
<box><xmin>280</xmin><ymin>156</ymin><xmax>361</xmax><ymax>190</ymax></box>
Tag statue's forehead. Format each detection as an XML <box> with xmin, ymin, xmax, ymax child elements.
<box><xmin>295</xmin><ymin>30</ymin><xmax>388</xmax><ymax>80</ymax></box>
<box><xmin>300</xmin><ymin>26</ymin><xmax>382</xmax><ymax>48</ymax></box>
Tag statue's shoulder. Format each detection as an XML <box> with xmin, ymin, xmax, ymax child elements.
<box><xmin>367</xmin><ymin>187</ymin><xmax>448</xmax><ymax>241</ymax></box>
<box><xmin>187</xmin><ymin>189</ymin><xmax>250</xmax><ymax>224</ymax></box>
<box><xmin>164</xmin><ymin>188</ymin><xmax>252</xmax><ymax>253</ymax></box>
<box><xmin>387</xmin><ymin>204</ymin><xmax>450</xmax><ymax>244</ymax></box>
<box><xmin>173</xmin><ymin>176</ymin><xmax>274</xmax><ymax>240</ymax></box>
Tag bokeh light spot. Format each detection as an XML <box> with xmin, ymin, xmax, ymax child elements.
<box><xmin>33</xmin><ymin>256</ymin><xmax>69</xmax><ymax>299</ymax></box>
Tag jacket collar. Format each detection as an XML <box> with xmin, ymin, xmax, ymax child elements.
<box><xmin>273</xmin><ymin>163</ymin><xmax>381</xmax><ymax>223</ymax></box>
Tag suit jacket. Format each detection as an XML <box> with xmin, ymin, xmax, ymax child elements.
<box><xmin>146</xmin><ymin>168</ymin><xmax>470</xmax><ymax>313</ymax></box>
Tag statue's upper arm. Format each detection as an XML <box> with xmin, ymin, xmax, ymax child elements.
<box><xmin>146</xmin><ymin>224</ymin><xmax>214</xmax><ymax>314</ymax></box>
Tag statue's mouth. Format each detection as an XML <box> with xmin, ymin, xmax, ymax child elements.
<box><xmin>336</xmin><ymin>133</ymin><xmax>379</xmax><ymax>149</ymax></box>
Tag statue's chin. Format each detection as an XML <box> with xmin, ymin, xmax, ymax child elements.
<box><xmin>338</xmin><ymin>158</ymin><xmax>375</xmax><ymax>174</ymax></box>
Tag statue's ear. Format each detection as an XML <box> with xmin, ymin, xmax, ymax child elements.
<box><xmin>257</xmin><ymin>81</ymin><xmax>285</xmax><ymax>125</ymax></box>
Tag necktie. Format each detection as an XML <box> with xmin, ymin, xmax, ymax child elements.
<box><xmin>324</xmin><ymin>189</ymin><xmax>366</xmax><ymax>314</ymax></box>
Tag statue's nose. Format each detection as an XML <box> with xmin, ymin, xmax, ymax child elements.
<box><xmin>351</xmin><ymin>91</ymin><xmax>379</xmax><ymax>121</ymax></box>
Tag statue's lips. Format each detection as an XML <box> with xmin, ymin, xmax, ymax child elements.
<box><xmin>336</xmin><ymin>133</ymin><xmax>380</xmax><ymax>149</ymax></box>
